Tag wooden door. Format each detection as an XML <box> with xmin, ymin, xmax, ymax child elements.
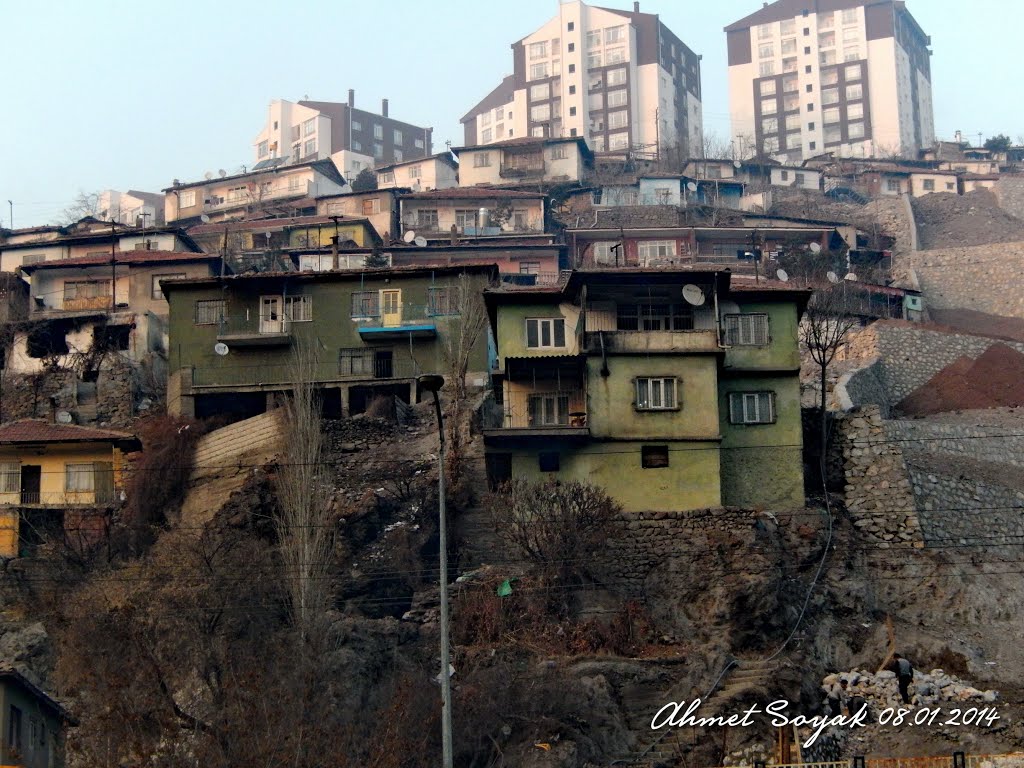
<box><xmin>381</xmin><ymin>290</ymin><xmax>401</xmax><ymax>327</ymax></box>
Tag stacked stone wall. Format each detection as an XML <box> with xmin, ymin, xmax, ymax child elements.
<box><xmin>899</xmin><ymin>243</ymin><xmax>1024</xmax><ymax>319</ymax></box>
<box><xmin>885</xmin><ymin>415</ymin><xmax>1024</xmax><ymax>469</ymax></box>
<box><xmin>995</xmin><ymin>174</ymin><xmax>1024</xmax><ymax>220</ymax></box>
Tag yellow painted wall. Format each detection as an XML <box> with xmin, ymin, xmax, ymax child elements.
<box><xmin>0</xmin><ymin>444</ymin><xmax>123</xmax><ymax>508</ymax></box>
<box><xmin>0</xmin><ymin>511</ymin><xmax>17</xmax><ymax>558</ymax></box>
<box><xmin>509</xmin><ymin>440</ymin><xmax>722</xmax><ymax>512</ymax></box>
<box><xmin>287</xmin><ymin>224</ymin><xmax>368</xmax><ymax>249</ymax></box>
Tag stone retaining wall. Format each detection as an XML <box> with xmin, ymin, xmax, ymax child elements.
<box><xmin>900</xmin><ymin>243</ymin><xmax>1024</xmax><ymax>319</ymax></box>
<box><xmin>885</xmin><ymin>416</ymin><xmax>1024</xmax><ymax>469</ymax></box>
<box><xmin>192</xmin><ymin>410</ymin><xmax>284</xmax><ymax>479</ymax></box>
<box><xmin>836</xmin><ymin>406</ymin><xmax>923</xmax><ymax>547</ymax></box>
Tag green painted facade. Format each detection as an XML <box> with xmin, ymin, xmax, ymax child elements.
<box><xmin>164</xmin><ymin>266</ymin><xmax>495</xmax><ymax>417</ymax></box>
<box><xmin>485</xmin><ymin>272</ymin><xmax>808</xmax><ymax>513</ymax></box>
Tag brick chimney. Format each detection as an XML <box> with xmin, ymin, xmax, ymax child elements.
<box><xmin>348</xmin><ymin>89</ymin><xmax>355</xmax><ymax>107</ymax></box>
<box><xmin>633</xmin><ymin>1</ymin><xmax>639</xmax><ymax>11</ymax></box>
<box><xmin>382</xmin><ymin>98</ymin><xmax>389</xmax><ymax>117</ymax></box>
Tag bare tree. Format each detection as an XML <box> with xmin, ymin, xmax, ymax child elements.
<box><xmin>59</xmin><ymin>190</ymin><xmax>102</xmax><ymax>224</ymax></box>
<box><xmin>801</xmin><ymin>288</ymin><xmax>859</xmax><ymax>480</ymax></box>
<box><xmin>275</xmin><ymin>342</ymin><xmax>334</xmax><ymax>639</ymax></box>
<box><xmin>439</xmin><ymin>272</ymin><xmax>489</xmax><ymax>409</ymax></box>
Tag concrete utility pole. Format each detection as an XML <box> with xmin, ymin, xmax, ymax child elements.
<box><xmin>417</xmin><ymin>373</ymin><xmax>453</xmax><ymax>768</ymax></box>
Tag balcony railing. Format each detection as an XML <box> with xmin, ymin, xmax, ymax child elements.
<box><xmin>499</xmin><ymin>163</ymin><xmax>545</xmax><ymax>179</ymax></box>
<box><xmin>584</xmin><ymin>329</ymin><xmax>720</xmax><ymax>354</ymax></box>
<box><xmin>353</xmin><ymin>303</ymin><xmax>439</xmax><ymax>340</ymax></box>
<box><xmin>191</xmin><ymin>357</ymin><xmax>421</xmax><ymax>388</ymax></box>
<box><xmin>499</xmin><ymin>272</ymin><xmax>569</xmax><ymax>289</ymax></box>
<box><xmin>216</xmin><ymin>314</ymin><xmax>293</xmax><ymax>346</ymax></box>
<box><xmin>0</xmin><ymin>490</ymin><xmax>118</xmax><ymax>507</ymax></box>
<box><xmin>484</xmin><ymin>388</ymin><xmax>588</xmax><ymax>431</ymax></box>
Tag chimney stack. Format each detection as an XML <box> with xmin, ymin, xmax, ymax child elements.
<box><xmin>331</xmin><ymin>235</ymin><xmax>340</xmax><ymax>271</ymax></box>
<box><xmin>348</xmin><ymin>89</ymin><xmax>355</xmax><ymax>107</ymax></box>
<box><xmin>633</xmin><ymin>1</ymin><xmax>639</xmax><ymax>11</ymax></box>
<box><xmin>382</xmin><ymin>98</ymin><xmax>389</xmax><ymax>117</ymax></box>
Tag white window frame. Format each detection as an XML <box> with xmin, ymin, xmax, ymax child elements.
<box><xmin>179</xmin><ymin>189</ymin><xmax>196</xmax><ymax>208</ymax></box>
<box><xmin>606</xmin><ymin>67</ymin><xmax>627</xmax><ymax>86</ymax></box>
<box><xmin>525</xmin><ymin>317</ymin><xmax>566</xmax><ymax>349</ymax></box>
<box><xmin>528</xmin><ymin>392</ymin><xmax>570</xmax><ymax>426</ymax></box>
<box><xmin>637</xmin><ymin>240</ymin><xmax>676</xmax><ymax>263</ymax></box>
<box><xmin>0</xmin><ymin>463</ymin><xmax>19</xmax><ymax>494</ymax></box>
<box><xmin>724</xmin><ymin>314</ymin><xmax>770</xmax><ymax>346</ymax></box>
<box><xmin>284</xmin><ymin>295</ymin><xmax>312</xmax><ymax>322</ymax></box>
<box><xmin>473</xmin><ymin>152</ymin><xmax>491</xmax><ymax>168</ymax></box>
<box><xmin>635</xmin><ymin>377</ymin><xmax>679</xmax><ymax>411</ymax></box>
<box><xmin>728</xmin><ymin>392</ymin><xmax>777</xmax><ymax>425</ymax></box>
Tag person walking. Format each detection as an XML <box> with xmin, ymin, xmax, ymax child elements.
<box><xmin>824</xmin><ymin>678</ymin><xmax>846</xmax><ymax>716</ymax></box>
<box><xmin>893</xmin><ymin>653</ymin><xmax>914</xmax><ymax>705</ymax></box>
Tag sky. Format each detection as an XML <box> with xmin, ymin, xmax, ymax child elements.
<box><xmin>1</xmin><ymin>0</ymin><xmax>1020</xmax><ymax>229</ymax></box>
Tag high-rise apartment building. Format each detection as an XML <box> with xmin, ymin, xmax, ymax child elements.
<box><xmin>725</xmin><ymin>0</ymin><xmax>934</xmax><ymax>162</ymax></box>
<box><xmin>461</xmin><ymin>1</ymin><xmax>703</xmax><ymax>159</ymax></box>
<box><xmin>252</xmin><ymin>91</ymin><xmax>433</xmax><ymax>179</ymax></box>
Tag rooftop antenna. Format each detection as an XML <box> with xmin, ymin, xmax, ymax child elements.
<box><xmin>414</xmin><ymin>236</ymin><xmax>428</xmax><ymax>247</ymax></box>
<box><xmin>844</xmin><ymin>272</ymin><xmax>859</xmax><ymax>281</ymax></box>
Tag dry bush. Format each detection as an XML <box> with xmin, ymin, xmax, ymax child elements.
<box><xmin>364</xmin><ymin>393</ymin><xmax>396</xmax><ymax>421</ymax></box>
<box><xmin>120</xmin><ymin>414</ymin><xmax>207</xmax><ymax>552</ymax></box>
<box><xmin>488</xmin><ymin>479</ymin><xmax>621</xmax><ymax>605</ymax></box>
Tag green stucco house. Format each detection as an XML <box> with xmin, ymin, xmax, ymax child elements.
<box><xmin>163</xmin><ymin>265</ymin><xmax>497</xmax><ymax>420</ymax></box>
<box><xmin>483</xmin><ymin>269</ymin><xmax>809</xmax><ymax>512</ymax></box>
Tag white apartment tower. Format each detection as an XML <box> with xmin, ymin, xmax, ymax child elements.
<box><xmin>461</xmin><ymin>1</ymin><xmax>704</xmax><ymax>159</ymax></box>
<box><xmin>725</xmin><ymin>0</ymin><xmax>934</xmax><ymax>162</ymax></box>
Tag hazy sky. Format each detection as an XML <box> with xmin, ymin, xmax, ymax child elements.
<box><xmin>1</xmin><ymin>0</ymin><xmax>1019</xmax><ymax>228</ymax></box>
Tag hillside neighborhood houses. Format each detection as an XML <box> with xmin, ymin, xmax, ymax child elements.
<box><xmin>1</xmin><ymin>0</ymin><xmax>1024</xmax><ymax>760</ymax></box>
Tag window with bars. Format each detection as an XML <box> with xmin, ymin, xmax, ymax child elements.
<box><xmin>635</xmin><ymin>377</ymin><xmax>678</xmax><ymax>410</ymax></box>
<box><xmin>339</xmin><ymin>348</ymin><xmax>375</xmax><ymax>376</ymax></box>
<box><xmin>427</xmin><ymin>287</ymin><xmax>459</xmax><ymax>316</ymax></box>
<box><xmin>195</xmin><ymin>299</ymin><xmax>225</xmax><ymax>325</ymax></box>
<box><xmin>0</xmin><ymin>463</ymin><xmax>19</xmax><ymax>493</ymax></box>
<box><xmin>351</xmin><ymin>291</ymin><xmax>379</xmax><ymax>317</ymax></box>
<box><xmin>729</xmin><ymin>392</ymin><xmax>777</xmax><ymax>424</ymax></box>
<box><xmin>526</xmin><ymin>317</ymin><xmax>566</xmax><ymax>348</ymax></box>
<box><xmin>723</xmin><ymin>314</ymin><xmax>770</xmax><ymax>346</ymax></box>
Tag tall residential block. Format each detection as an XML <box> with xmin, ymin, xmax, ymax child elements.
<box><xmin>461</xmin><ymin>0</ymin><xmax>703</xmax><ymax>159</ymax></box>
<box><xmin>726</xmin><ymin>0</ymin><xmax>934</xmax><ymax>161</ymax></box>
<box><xmin>252</xmin><ymin>91</ymin><xmax>433</xmax><ymax>179</ymax></box>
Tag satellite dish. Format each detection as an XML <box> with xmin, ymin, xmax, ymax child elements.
<box><xmin>809</xmin><ymin>242</ymin><xmax>822</xmax><ymax>253</ymax></box>
<box><xmin>681</xmin><ymin>284</ymin><xmax>706</xmax><ymax>306</ymax></box>
<box><xmin>776</xmin><ymin>269</ymin><xmax>789</xmax><ymax>282</ymax></box>
<box><xmin>214</xmin><ymin>343</ymin><xmax>229</xmax><ymax>356</ymax></box>
<box><xmin>733</xmin><ymin>160</ymin><xmax>743</xmax><ymax>168</ymax></box>
<box><xmin>686</xmin><ymin>182</ymin><xmax>698</xmax><ymax>192</ymax></box>
<box><xmin>844</xmin><ymin>272</ymin><xmax>859</xmax><ymax>282</ymax></box>
<box><xmin>826</xmin><ymin>271</ymin><xmax>839</xmax><ymax>284</ymax></box>
<box><xmin>204</xmin><ymin>171</ymin><xmax>214</xmax><ymax>180</ymax></box>
<box><xmin>218</xmin><ymin>169</ymin><xmax>227</xmax><ymax>178</ymax></box>
<box><xmin>414</xmin><ymin>236</ymin><xmax>428</xmax><ymax>247</ymax></box>
<box><xmin>403</xmin><ymin>230</ymin><xmax>417</xmax><ymax>243</ymax></box>
<box><xmin>55</xmin><ymin>411</ymin><xmax>73</xmax><ymax>424</ymax></box>
<box><xmin>200</xmin><ymin>214</ymin><xmax>211</xmax><ymax>224</ymax></box>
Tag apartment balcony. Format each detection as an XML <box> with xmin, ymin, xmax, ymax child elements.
<box><xmin>216</xmin><ymin>314</ymin><xmax>293</xmax><ymax>347</ymax></box>
<box><xmin>499</xmin><ymin>162</ymin><xmax>545</xmax><ymax>179</ymax></box>
<box><xmin>483</xmin><ymin>388</ymin><xmax>589</xmax><ymax>437</ymax></box>
<box><xmin>190</xmin><ymin>356</ymin><xmax>420</xmax><ymax>389</ymax></box>
<box><xmin>62</xmin><ymin>294</ymin><xmax>112</xmax><ymax>311</ymax></box>
<box><xmin>1</xmin><ymin>490</ymin><xmax>118</xmax><ymax>507</ymax></box>
<box><xmin>354</xmin><ymin>304</ymin><xmax>437</xmax><ymax>341</ymax></box>
<box><xmin>498</xmin><ymin>272</ymin><xmax>569</xmax><ymax>289</ymax></box>
<box><xmin>584</xmin><ymin>329</ymin><xmax>720</xmax><ymax>354</ymax></box>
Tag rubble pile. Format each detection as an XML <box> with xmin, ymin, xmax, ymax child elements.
<box><xmin>912</xmin><ymin>190</ymin><xmax>1024</xmax><ymax>250</ymax></box>
<box><xmin>824</xmin><ymin>668</ymin><xmax>999</xmax><ymax>710</ymax></box>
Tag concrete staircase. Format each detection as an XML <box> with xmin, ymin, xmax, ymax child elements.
<box><xmin>620</xmin><ymin>658</ymin><xmax>778</xmax><ymax>767</ymax></box>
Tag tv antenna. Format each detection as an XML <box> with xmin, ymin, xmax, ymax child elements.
<box><xmin>204</xmin><ymin>171</ymin><xmax>214</xmax><ymax>180</ymax></box>
<box><xmin>218</xmin><ymin>169</ymin><xmax>227</xmax><ymax>178</ymax></box>
<box><xmin>844</xmin><ymin>272</ymin><xmax>859</xmax><ymax>282</ymax></box>
<box><xmin>200</xmin><ymin>214</ymin><xmax>211</xmax><ymax>224</ymax></box>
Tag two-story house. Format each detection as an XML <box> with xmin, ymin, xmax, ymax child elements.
<box><xmin>452</xmin><ymin>137</ymin><xmax>594</xmax><ymax>187</ymax></box>
<box><xmin>11</xmin><ymin>252</ymin><xmax>221</xmax><ymax>378</ymax></box>
<box><xmin>317</xmin><ymin>188</ymin><xmax>404</xmax><ymax>242</ymax></box>
<box><xmin>163</xmin><ymin>264</ymin><xmax>497</xmax><ymax>421</ymax></box>
<box><xmin>0</xmin><ymin>419</ymin><xmax>139</xmax><ymax>558</ymax></box>
<box><xmin>164</xmin><ymin>160</ymin><xmax>349</xmax><ymax>225</ymax></box>
<box><xmin>482</xmin><ymin>268</ymin><xmax>809</xmax><ymax>512</ymax></box>
<box><xmin>376</xmin><ymin>153</ymin><xmax>459</xmax><ymax>192</ymax></box>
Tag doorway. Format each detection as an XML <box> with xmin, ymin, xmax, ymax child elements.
<box><xmin>20</xmin><ymin>465</ymin><xmax>40</xmax><ymax>505</ymax></box>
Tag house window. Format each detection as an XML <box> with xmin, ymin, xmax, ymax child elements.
<box><xmin>526</xmin><ymin>317</ymin><xmax>566</xmax><ymax>349</ymax></box>
<box><xmin>152</xmin><ymin>273</ymin><xmax>186</xmax><ymax>300</ymax></box>
<box><xmin>641</xmin><ymin>445</ymin><xmax>670</xmax><ymax>468</ymax></box>
<box><xmin>8</xmin><ymin>706</ymin><xmax>21</xmax><ymax>750</ymax></box>
<box><xmin>923</xmin><ymin>179</ymin><xmax>935</xmax><ymax>191</ymax></box>
<box><xmin>482</xmin><ymin>128</ymin><xmax>493</xmax><ymax>143</ymax></box>
<box><xmin>373</xmin><ymin>143</ymin><xmax>384</xmax><ymax>158</ymax></box>
<box><xmin>637</xmin><ymin>240</ymin><xmax>676</xmax><ymax>262</ymax></box>
<box><xmin>374</xmin><ymin>124</ymin><xmax>383</xmax><ymax>139</ymax></box>
<box><xmin>415</xmin><ymin>137</ymin><xmax>425</xmax><ymax>148</ymax></box>
<box><xmin>284</xmin><ymin>295</ymin><xmax>312</xmax><ymax>322</ymax></box>
<box><xmin>393</xmin><ymin>129</ymin><xmax>403</xmax><ymax>144</ymax></box>
<box><xmin>607</xmin><ymin>89</ymin><xmax>627</xmax><ymax>108</ymax></box>
<box><xmin>362</xmin><ymin>198</ymin><xmax>381</xmax><ymax>215</ymax></box>
<box><xmin>258</xmin><ymin>140</ymin><xmax>268</xmax><ymax>158</ymax></box>
<box><xmin>607</xmin><ymin>67</ymin><xmax>627</xmax><ymax>86</ymax></box>
<box><xmin>352</xmin><ymin>120</ymin><xmax>362</xmax><ymax>131</ymax></box>
<box><xmin>352</xmin><ymin>141</ymin><xmax>362</xmax><ymax>151</ymax></box>
<box><xmin>303</xmin><ymin>138</ymin><xmax>317</xmax><ymax>156</ymax></box>
<box><xmin>761</xmin><ymin>98</ymin><xmax>777</xmax><ymax>115</ymax></box>
<box><xmin>417</xmin><ymin>209</ymin><xmax>439</xmax><ymax>229</ymax></box>
<box><xmin>781</xmin><ymin>38</ymin><xmax>797</xmax><ymax>54</ymax></box>
<box><xmin>762</xmin><ymin>117</ymin><xmax>779</xmax><ymax>134</ymax></box>
<box><xmin>605</xmin><ymin>25</ymin><xmax>625</xmax><ymax>44</ymax></box>
<box><xmin>780</xmin><ymin>170</ymin><xmax>789</xmax><ymax>181</ymax></box>
<box><xmin>428</xmin><ymin>287</ymin><xmax>459</xmax><ymax>316</ymax></box>
<box><xmin>394</xmin><ymin>149</ymin><xmax>403</xmax><ymax>162</ymax></box>
<box><xmin>350</xmin><ymin>291</ymin><xmax>379</xmax><ymax>317</ymax></box>
<box><xmin>796</xmin><ymin>172</ymin><xmax>806</xmax><ymax>185</ymax></box>
<box><xmin>406</xmin><ymin>166</ymin><xmax>422</xmax><ymax>182</ymax></box>
<box><xmin>846</xmin><ymin>83</ymin><xmax>863</xmax><ymax>100</ymax></box>
<box><xmin>848</xmin><ymin>122</ymin><xmax>865</xmax><ymax>139</ymax></box>
<box><xmin>847</xmin><ymin>102</ymin><xmax>864</xmax><ymax>120</ymax></box>
<box><xmin>473</xmin><ymin>152</ymin><xmax>491</xmax><ymax>168</ymax></box>
<box><xmin>179</xmin><ymin>189</ymin><xmax>196</xmax><ymax>208</ymax></box>
<box><xmin>635</xmin><ymin>377</ymin><xmax>678</xmax><ymax>410</ymax></box>
<box><xmin>529</xmin><ymin>41</ymin><xmax>548</xmax><ymax>59</ymax></box>
<box><xmin>513</xmin><ymin>210</ymin><xmax>529</xmax><ymax>229</ymax></box>
<box><xmin>529</xmin><ymin>63</ymin><xmax>549</xmax><ymax>80</ymax></box>
<box><xmin>886</xmin><ymin>178</ymin><xmax>901</xmax><ymax>192</ymax></box>
<box><xmin>339</xmin><ymin>348</ymin><xmax>374</xmax><ymax>376</ymax></box>
<box><xmin>63</xmin><ymin>280</ymin><xmax>110</xmax><ymax>304</ymax></box>
<box><xmin>724</xmin><ymin>314</ymin><xmax>769</xmax><ymax>346</ymax></box>
<box><xmin>530</xmin><ymin>103</ymin><xmax>551</xmax><ymax>121</ymax></box>
<box><xmin>592</xmin><ymin>242</ymin><xmax>618</xmax><ymax>264</ymax></box>
<box><xmin>567</xmin><ymin>21</ymin><xmax>574</xmax><ymax>31</ymax></box>
<box><xmin>760</xmin><ymin>80</ymin><xmax>777</xmax><ymax>97</ymax></box>
<box><xmin>729</xmin><ymin>392</ymin><xmax>777</xmax><ymax>425</ymax></box>
<box><xmin>519</xmin><ymin>261</ymin><xmax>540</xmax><ymax>274</ymax></box>
<box><xmin>0</xmin><ymin>463</ymin><xmax>19</xmax><ymax>493</ymax></box>
<box><xmin>606</xmin><ymin>47</ymin><xmax>625</xmax><ymax>64</ymax></box>
<box><xmin>842</xmin><ymin>8</ymin><xmax>857</xmax><ymax>23</ymax></box>
<box><xmin>759</xmin><ymin>44</ymin><xmax>774</xmax><ymax>59</ymax></box>
<box><xmin>538</xmin><ymin>452</ymin><xmax>560</xmax><ymax>472</ymax></box>
<box><xmin>66</xmin><ymin>463</ymin><xmax>95</xmax><ymax>492</ymax></box>
<box><xmin>607</xmin><ymin>110</ymin><xmax>628</xmax><ymax>129</ymax></box>
<box><xmin>302</xmin><ymin>118</ymin><xmax>315</xmax><ymax>136</ymax></box>
<box><xmin>455</xmin><ymin>209</ymin><xmax>478</xmax><ymax>230</ymax></box>
<box><xmin>759</xmin><ymin>61</ymin><xmax>775</xmax><ymax>77</ymax></box>
<box><xmin>617</xmin><ymin>303</ymin><xmax>693</xmax><ymax>331</ymax></box>
<box><xmin>757</xmin><ymin>23</ymin><xmax>773</xmax><ymax>39</ymax></box>
<box><xmin>528</xmin><ymin>392</ymin><xmax>569</xmax><ymax>426</ymax></box>
<box><xmin>586</xmin><ymin>30</ymin><xmax>601</xmax><ymax>48</ymax></box>
<box><xmin>195</xmin><ymin>299</ymin><xmax>225</xmax><ymax>325</ymax></box>
<box><xmin>530</xmin><ymin>83</ymin><xmax>550</xmax><ymax>100</ymax></box>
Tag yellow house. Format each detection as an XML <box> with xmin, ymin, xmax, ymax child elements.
<box><xmin>0</xmin><ymin>420</ymin><xmax>139</xmax><ymax>558</ymax></box>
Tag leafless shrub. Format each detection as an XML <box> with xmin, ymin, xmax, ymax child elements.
<box><xmin>364</xmin><ymin>393</ymin><xmax>395</xmax><ymax>421</ymax></box>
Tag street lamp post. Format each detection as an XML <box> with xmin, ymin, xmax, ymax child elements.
<box><xmin>417</xmin><ymin>373</ymin><xmax>453</xmax><ymax>768</ymax></box>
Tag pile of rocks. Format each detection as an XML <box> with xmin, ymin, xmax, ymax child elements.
<box><xmin>824</xmin><ymin>668</ymin><xmax>999</xmax><ymax>710</ymax></box>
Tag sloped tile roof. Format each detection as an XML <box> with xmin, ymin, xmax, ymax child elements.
<box><xmin>19</xmin><ymin>251</ymin><xmax>219</xmax><ymax>272</ymax></box>
<box><xmin>0</xmin><ymin>419</ymin><xmax>138</xmax><ymax>445</ymax></box>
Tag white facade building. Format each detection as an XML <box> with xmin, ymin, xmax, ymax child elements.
<box><xmin>461</xmin><ymin>0</ymin><xmax>703</xmax><ymax>159</ymax></box>
<box><xmin>726</xmin><ymin>0</ymin><xmax>934</xmax><ymax>162</ymax></box>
